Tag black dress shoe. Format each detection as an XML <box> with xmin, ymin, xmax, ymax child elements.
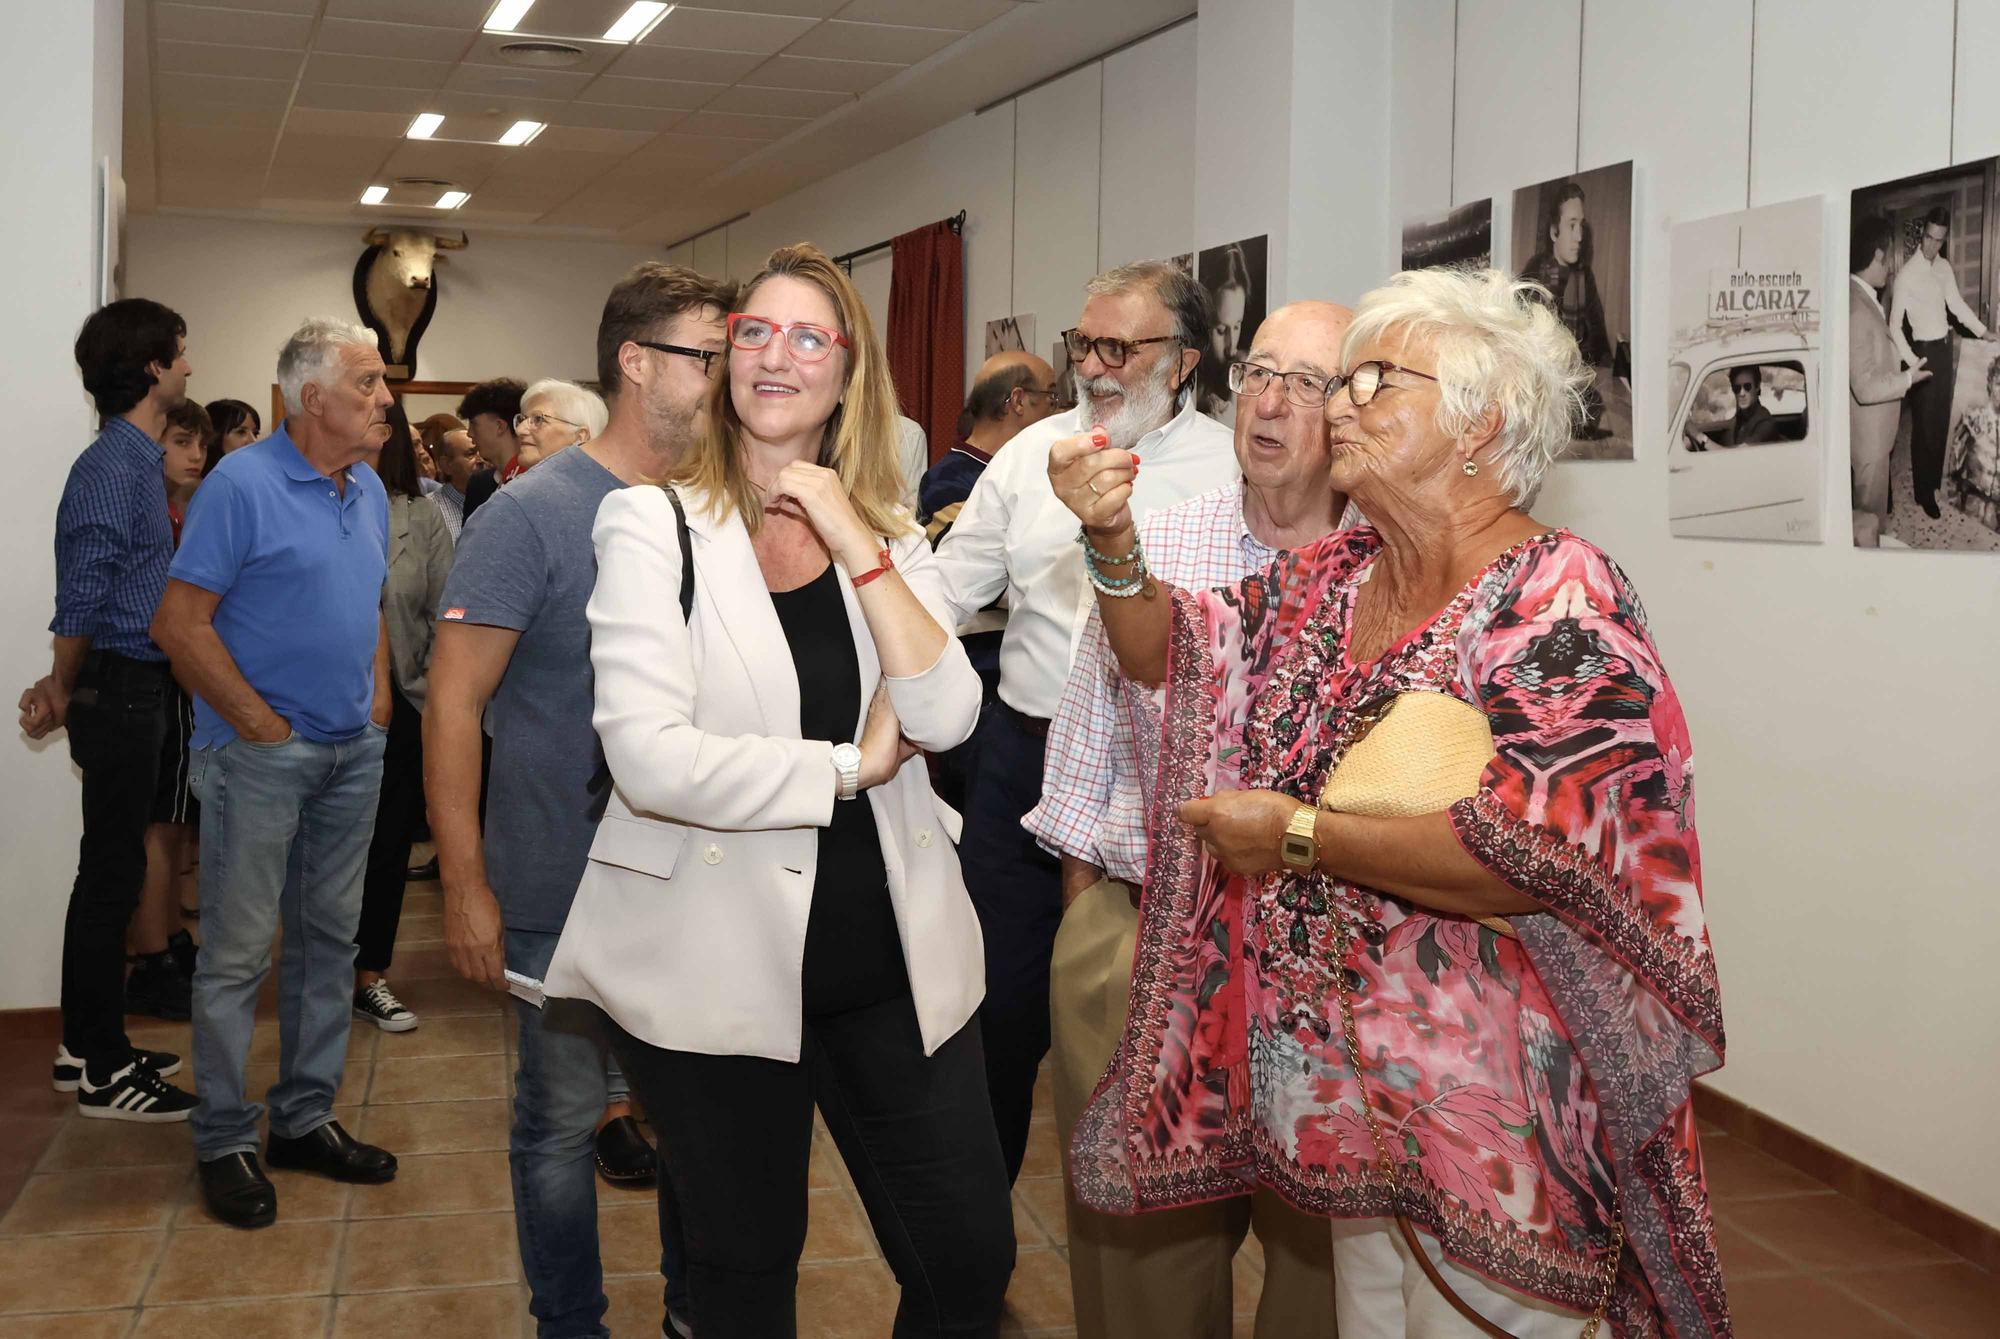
<box><xmin>404</xmin><ymin>856</ymin><xmax>439</xmax><ymax>882</ymax></box>
<box><xmin>199</xmin><ymin>1152</ymin><xmax>277</xmax><ymax>1229</ymax></box>
<box><xmin>266</xmin><ymin>1120</ymin><xmax>398</xmax><ymax>1184</ymax></box>
<box><xmin>1921</xmin><ymin>498</ymin><xmax>1943</xmax><ymax>519</ymax></box>
<box><xmin>594</xmin><ymin>1115</ymin><xmax>657</xmax><ymax>1187</ymax></box>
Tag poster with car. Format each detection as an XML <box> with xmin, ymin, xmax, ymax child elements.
<box><xmin>1510</xmin><ymin>161</ymin><xmax>1634</xmax><ymax>460</ymax></box>
<box><xmin>1665</xmin><ymin>196</ymin><xmax>1823</xmax><ymax>543</ymax></box>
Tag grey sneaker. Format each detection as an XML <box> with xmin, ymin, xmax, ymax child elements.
<box><xmin>353</xmin><ymin>979</ymin><xmax>418</xmax><ymax>1032</ymax></box>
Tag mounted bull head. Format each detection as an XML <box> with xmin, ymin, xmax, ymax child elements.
<box><xmin>353</xmin><ymin>228</ymin><xmax>469</xmax><ymax>379</ymax></box>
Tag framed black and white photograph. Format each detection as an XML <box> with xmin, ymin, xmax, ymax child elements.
<box><xmin>1402</xmin><ymin>199</ymin><xmax>1492</xmax><ymax>272</ymax></box>
<box><xmin>985</xmin><ymin>313</ymin><xmax>1034</xmax><ymax>358</ymax></box>
<box><xmin>1194</xmin><ymin>233</ymin><xmax>1267</xmax><ymax>427</ymax></box>
<box><xmin>1050</xmin><ymin>338</ymin><xmax>1077</xmax><ymax>411</ymax></box>
<box><xmin>1666</xmin><ymin>196</ymin><xmax>1823</xmax><ymax>543</ymax></box>
<box><xmin>1848</xmin><ymin>160</ymin><xmax>2000</xmax><ymax>552</ymax></box>
<box><xmin>1510</xmin><ymin>161</ymin><xmax>1634</xmax><ymax>461</ymax></box>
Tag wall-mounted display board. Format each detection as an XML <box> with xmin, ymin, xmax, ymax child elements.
<box><xmin>1194</xmin><ymin>234</ymin><xmax>1268</xmax><ymax>428</ymax></box>
<box><xmin>1402</xmin><ymin>199</ymin><xmax>1492</xmax><ymax>272</ymax></box>
<box><xmin>1665</xmin><ymin>196</ymin><xmax>1824</xmax><ymax>544</ymax></box>
<box><xmin>1849</xmin><ymin>160</ymin><xmax>2000</xmax><ymax>552</ymax></box>
<box><xmin>1510</xmin><ymin>161</ymin><xmax>1634</xmax><ymax>461</ymax></box>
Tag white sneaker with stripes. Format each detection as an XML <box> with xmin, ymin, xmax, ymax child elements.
<box><xmin>76</xmin><ymin>1060</ymin><xmax>198</xmax><ymax>1123</ymax></box>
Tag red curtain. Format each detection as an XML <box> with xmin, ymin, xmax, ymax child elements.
<box><xmin>886</xmin><ymin>219</ymin><xmax>964</xmax><ymax>465</ymax></box>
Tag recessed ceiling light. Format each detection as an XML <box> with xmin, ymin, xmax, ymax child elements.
<box><xmin>360</xmin><ymin>185</ymin><xmax>388</xmax><ymax>205</ymax></box>
<box><xmin>483</xmin><ymin>0</ymin><xmax>536</xmax><ymax>33</ymax></box>
<box><xmin>407</xmin><ymin>112</ymin><xmax>444</xmax><ymax>139</ymax></box>
<box><xmin>603</xmin><ymin>2</ymin><xmax>672</xmax><ymax>44</ymax></box>
<box><xmin>435</xmin><ymin>191</ymin><xmax>470</xmax><ymax>210</ymax></box>
<box><xmin>497</xmin><ymin>120</ymin><xmax>545</xmax><ymax>147</ymax></box>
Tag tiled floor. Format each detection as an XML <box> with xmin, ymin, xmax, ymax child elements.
<box><xmin>2</xmin><ymin>874</ymin><xmax>1995</xmax><ymax>1337</ymax></box>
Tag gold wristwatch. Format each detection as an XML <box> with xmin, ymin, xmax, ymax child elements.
<box><xmin>1279</xmin><ymin>804</ymin><xmax>1320</xmax><ymax>873</ymax></box>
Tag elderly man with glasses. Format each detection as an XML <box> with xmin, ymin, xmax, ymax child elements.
<box><xmin>935</xmin><ymin>260</ymin><xmax>1237</xmax><ymax>1190</ymax></box>
<box><xmin>1023</xmin><ymin>303</ymin><xmax>1352</xmax><ymax>1339</ymax></box>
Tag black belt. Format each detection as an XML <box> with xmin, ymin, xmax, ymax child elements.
<box><xmin>80</xmin><ymin>649</ymin><xmax>171</xmax><ymax>679</ymax></box>
<box><xmin>999</xmin><ymin>702</ymin><xmax>1050</xmax><ymax>739</ymax></box>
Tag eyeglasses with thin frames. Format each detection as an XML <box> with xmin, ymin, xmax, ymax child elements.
<box><xmin>1227</xmin><ymin>361</ymin><xmax>1336</xmax><ymax>409</ymax></box>
<box><xmin>634</xmin><ymin>340</ymin><xmax>722</xmax><ymax>375</ymax></box>
<box><xmin>1333</xmin><ymin>360</ymin><xmax>1440</xmax><ymax>407</ymax></box>
<box><xmin>513</xmin><ymin>411</ymin><xmax>580</xmax><ymax>433</ymax></box>
<box><xmin>1061</xmin><ymin>328</ymin><xmax>1180</xmax><ymax>369</ymax></box>
<box><xmin>727</xmin><ymin>313</ymin><xmax>850</xmax><ymax>363</ymax></box>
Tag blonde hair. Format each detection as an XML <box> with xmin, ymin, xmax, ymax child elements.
<box><xmin>669</xmin><ymin>243</ymin><xmax>913</xmax><ymax>538</ymax></box>
<box><xmin>1342</xmin><ymin>267</ymin><xmax>1591</xmax><ymax>505</ymax></box>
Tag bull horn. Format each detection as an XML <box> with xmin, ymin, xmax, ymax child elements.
<box><xmin>435</xmin><ymin>230</ymin><xmax>469</xmax><ymax>250</ymax></box>
<box><xmin>362</xmin><ymin>227</ymin><xmax>392</xmax><ymax>246</ymax></box>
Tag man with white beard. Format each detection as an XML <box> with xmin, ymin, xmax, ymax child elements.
<box><xmin>936</xmin><ymin>261</ymin><xmax>1236</xmax><ymax>1187</ymax></box>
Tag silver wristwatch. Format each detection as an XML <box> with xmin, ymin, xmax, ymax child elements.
<box><xmin>831</xmin><ymin>743</ymin><xmax>862</xmax><ymax>800</ymax></box>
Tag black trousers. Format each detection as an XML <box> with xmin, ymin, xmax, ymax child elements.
<box><xmin>608</xmin><ymin>998</ymin><xmax>1015</xmax><ymax>1338</ymax></box>
<box><xmin>61</xmin><ymin>652</ymin><xmax>171</xmax><ymax>1074</ymax></box>
<box><xmin>1909</xmin><ymin>336</ymin><xmax>1954</xmax><ymax>505</ymax></box>
<box><xmin>356</xmin><ymin>684</ymin><xmax>422</xmax><ymax>974</ymax></box>
<box><xmin>958</xmin><ymin>703</ymin><xmax>1062</xmax><ymax>1184</ymax></box>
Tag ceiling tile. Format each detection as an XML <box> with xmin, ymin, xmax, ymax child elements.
<box><xmin>156</xmin><ymin>39</ymin><xmax>305</xmax><ymax>80</ymax></box>
<box><xmin>575</xmin><ymin>76</ymin><xmax>725</xmax><ymax>110</ymax></box>
<box><xmin>301</xmin><ymin>51</ymin><xmax>453</xmax><ymax>90</ymax></box>
<box><xmin>784</xmin><ymin>19</ymin><xmax>957</xmax><ymax>64</ymax></box>
<box><xmin>264</xmin><ymin>132</ymin><xmax>396</xmax><ymax>196</ymax></box>
<box><xmin>532</xmin><ymin>124</ymin><xmax>655</xmax><ymax>154</ymax></box>
<box><xmin>554</xmin><ymin>101</ymin><xmax>694</xmax><ymax>133</ymax></box>
<box><xmin>379</xmin><ymin>139</ymin><xmax>507</xmax><ymax>185</ymax></box>
<box><xmin>158</xmin><ymin>173</ymin><xmax>267</xmax><ymax>209</ymax></box>
<box><xmin>282</xmin><ymin>106</ymin><xmax>417</xmax><ymax>138</ymax></box>
<box><xmin>444</xmin><ymin>62</ymin><xmax>597</xmax><ymax>99</ymax></box>
<box><xmin>158</xmin><ymin>125</ymin><xmax>282</xmax><ymax>170</ymax></box>
<box><xmin>295</xmin><ymin>82</ymin><xmax>439</xmax><ymax>115</ymax></box>
<box><xmin>463</xmin><ymin>30</ymin><xmax>625</xmax><ymax>75</ymax></box>
<box><xmin>480</xmin><ymin>147</ymin><xmax>632</xmax><ymax>192</ymax></box>
<box><xmin>673</xmin><ymin>109</ymin><xmax>809</xmax><ymax>140</ymax></box>
<box><xmin>622</xmin><ymin>132</ymin><xmax>764</xmax><ymax>173</ymax></box>
<box><xmin>315</xmin><ymin>18</ymin><xmax>477</xmax><ymax>63</ymax></box>
<box><xmin>746</xmin><ymin>53</ymin><xmax>900</xmax><ymax>93</ymax></box>
<box><xmin>429</xmin><ymin>89</ymin><xmax>570</xmax><ymax>121</ymax></box>
<box><xmin>163</xmin><ymin>72</ymin><xmax>299</xmax><ymax>108</ymax></box>
<box><xmin>683</xmin><ymin>0</ymin><xmax>846</xmax><ymax>15</ymax></box>
<box><xmin>701</xmin><ymin>83</ymin><xmax>853</xmax><ymax>116</ymax></box>
<box><xmin>605</xmin><ymin>44</ymin><xmax>765</xmax><ymax>84</ymax></box>
<box><xmin>155</xmin><ymin>98</ymin><xmax>290</xmax><ymax>131</ymax></box>
<box><xmin>323</xmin><ymin>0</ymin><xmax>493</xmax><ymax>24</ymax></box>
<box><xmin>834</xmin><ymin>0</ymin><xmax>1016</xmax><ymax>29</ymax></box>
<box><xmin>642</xmin><ymin>8</ymin><xmax>820</xmax><ymax>55</ymax></box>
<box><xmin>153</xmin><ymin>4</ymin><xmax>315</xmax><ymax>49</ymax></box>
<box><xmin>180</xmin><ymin>0</ymin><xmax>319</xmax><ymax>13</ymax></box>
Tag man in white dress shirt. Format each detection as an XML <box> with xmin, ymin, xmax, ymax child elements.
<box><xmin>935</xmin><ymin>260</ymin><xmax>1237</xmax><ymax>1184</ymax></box>
<box><xmin>1889</xmin><ymin>206</ymin><xmax>1996</xmax><ymax>518</ymax></box>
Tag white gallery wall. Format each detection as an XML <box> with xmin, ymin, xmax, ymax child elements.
<box><xmin>1389</xmin><ymin>0</ymin><xmax>2000</xmax><ymax>1227</ymax></box>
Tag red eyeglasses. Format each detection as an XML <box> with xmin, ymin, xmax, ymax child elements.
<box><xmin>726</xmin><ymin>313</ymin><xmax>851</xmax><ymax>363</ymax></box>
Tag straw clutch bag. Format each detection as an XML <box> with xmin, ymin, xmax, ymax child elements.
<box><xmin>1318</xmin><ymin>692</ymin><xmax>1511</xmax><ymax>937</ymax></box>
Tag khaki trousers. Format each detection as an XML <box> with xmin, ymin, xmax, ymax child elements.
<box><xmin>1050</xmin><ymin>878</ymin><xmax>1339</xmax><ymax>1339</ymax></box>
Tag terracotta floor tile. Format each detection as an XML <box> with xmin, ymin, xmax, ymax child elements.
<box><xmin>1019</xmin><ymin>1119</ymin><xmax>1063</xmax><ymax>1180</ymax></box>
<box><xmin>392</xmin><ymin>945</ymin><xmax>460</xmax><ymax>982</ymax></box>
<box><xmin>1712</xmin><ymin>1218</ymin><xmax>1797</xmax><ymax>1283</ymax></box>
<box><xmin>1727</xmin><ymin>1195</ymin><xmax>1960</xmax><ymax>1272</ymax></box>
<box><xmin>246</xmin><ymin>1020</ymin><xmax>375</xmax><ymax>1066</ymax></box>
<box><xmin>0</xmin><ymin>1165</ymin><xmax>190</xmax><ymax>1235</ymax></box>
<box><xmin>132</xmin><ymin>1295</ymin><xmax>330</xmax><ymax>1337</ymax></box>
<box><xmin>798</xmin><ymin>1258</ymin><xmax>900</xmax><ymax>1338</ymax></box>
<box><xmin>401</xmin><ymin>888</ymin><xmax>443</xmax><ymax>917</ymax></box>
<box><xmin>332</xmin><ymin>1283</ymin><xmax>524</xmax><ymax>1338</ymax></box>
<box><xmin>218</xmin><ymin>1060</ymin><xmax>369</xmax><ymax>1109</ymax></box>
<box><xmin>0</xmin><ymin>1310</ymin><xmax>134</xmax><ymax>1338</ymax></box>
<box><xmin>1232</xmin><ymin>1249</ymin><xmax>1262</xmax><ymax>1317</ymax></box>
<box><xmin>37</xmin><ymin>1116</ymin><xmax>192</xmax><ymax>1172</ymax></box>
<box><xmin>603</xmin><ymin>1275</ymin><xmax>669</xmax><ymax>1337</ymax></box>
<box><xmin>123</xmin><ymin>1020</ymin><xmax>194</xmax><ymax>1058</ymax></box>
<box><xmin>1829</xmin><ymin>1262</ymin><xmax>2000</xmax><ymax>1339</ymax></box>
<box><xmin>1238</xmin><ymin>1225</ymin><xmax>1266</xmax><ymax>1275</ymax></box>
<box><xmin>1702</xmin><ymin>1135</ymin><xmax>1834</xmax><ymax>1201</ymax></box>
<box><xmin>1015</xmin><ymin>1176</ymin><xmax>1067</xmax><ymax>1248</ymax></box>
<box><xmin>349</xmin><ymin>1150</ymin><xmax>514</xmax><ymax>1218</ymax></box>
<box><xmin>368</xmin><ymin>1053</ymin><xmax>508</xmax><ymax>1104</ymax></box>
<box><xmin>146</xmin><ymin>1220</ymin><xmax>341</xmax><ymax>1303</ymax></box>
<box><xmin>0</xmin><ymin>1073</ymin><xmax>68</xmax><ymax>1122</ymax></box>
<box><xmin>338</xmin><ymin>1210</ymin><xmax>521</xmax><ymax>1291</ymax></box>
<box><xmin>599</xmin><ymin>1198</ymin><xmax>666</xmax><ymax>1277</ymax></box>
<box><xmin>373</xmin><ymin>1012</ymin><xmax>504</xmax><ymax>1060</ymax></box>
<box><xmin>170</xmin><ymin>1159</ymin><xmax>353</xmax><ymax>1226</ymax></box>
<box><xmin>802</xmin><ymin>1187</ymin><xmax>879</xmax><ymax>1263</ymax></box>
<box><xmin>396</xmin><ymin>912</ymin><xmax>445</xmax><ymax>941</ymax></box>
<box><xmin>0</xmin><ymin>1229</ymin><xmax>161</xmax><ymax>1313</ymax></box>
<box><xmin>1002</xmin><ymin>1247</ymin><xmax>1077</xmax><ymax>1331</ymax></box>
<box><xmin>1013</xmin><ymin>1189</ymin><xmax>1049</xmax><ymax>1249</ymax></box>
<box><xmin>1724</xmin><ymin>1274</ymin><xmax>1915</xmax><ymax>1338</ymax></box>
<box><xmin>391</xmin><ymin>976</ymin><xmax>510</xmax><ymax>1019</ymax></box>
<box><xmin>355</xmin><ymin>1098</ymin><xmax>511</xmax><ymax>1155</ymax></box>
<box><xmin>808</xmin><ymin>1131</ymin><xmax>851</xmax><ymax>1189</ymax></box>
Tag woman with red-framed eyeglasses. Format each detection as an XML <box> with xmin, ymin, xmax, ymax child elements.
<box><xmin>546</xmin><ymin>243</ymin><xmax>1014</xmax><ymax>1334</ymax></box>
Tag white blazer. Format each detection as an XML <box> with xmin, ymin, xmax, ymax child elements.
<box><xmin>544</xmin><ymin>484</ymin><xmax>987</xmax><ymax>1063</ymax></box>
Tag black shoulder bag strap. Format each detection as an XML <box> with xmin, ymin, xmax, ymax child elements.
<box><xmin>662</xmin><ymin>485</ymin><xmax>694</xmax><ymax>622</ymax></box>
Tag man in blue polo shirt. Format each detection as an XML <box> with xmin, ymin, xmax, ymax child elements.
<box><xmin>18</xmin><ymin>298</ymin><xmax>200</xmax><ymax>1125</ymax></box>
<box><xmin>152</xmin><ymin>316</ymin><xmax>399</xmax><ymax>1230</ymax></box>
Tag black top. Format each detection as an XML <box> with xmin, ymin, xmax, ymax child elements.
<box><xmin>769</xmin><ymin>563</ymin><xmax>905</xmax><ymax>1015</ymax></box>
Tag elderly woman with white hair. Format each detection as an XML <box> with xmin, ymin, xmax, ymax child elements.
<box><xmin>1048</xmin><ymin>268</ymin><xmax>1729</xmax><ymax>1339</ymax></box>
<box><xmin>511</xmin><ymin>377</ymin><xmax>608</xmax><ymax>472</ymax></box>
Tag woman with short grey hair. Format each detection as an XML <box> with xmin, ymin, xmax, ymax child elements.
<box><xmin>1051</xmin><ymin>267</ymin><xmax>1731</xmax><ymax>1337</ymax></box>
<box><xmin>513</xmin><ymin>378</ymin><xmax>607</xmax><ymax>471</ymax></box>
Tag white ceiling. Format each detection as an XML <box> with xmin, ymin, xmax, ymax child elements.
<box><xmin>124</xmin><ymin>0</ymin><xmax>1195</xmax><ymax>244</ymax></box>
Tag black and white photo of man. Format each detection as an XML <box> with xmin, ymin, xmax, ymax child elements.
<box><xmin>1890</xmin><ymin>205</ymin><xmax>1997</xmax><ymax>518</ymax></box>
<box><xmin>1512</xmin><ymin>160</ymin><xmax>1634</xmax><ymax>460</ymax></box>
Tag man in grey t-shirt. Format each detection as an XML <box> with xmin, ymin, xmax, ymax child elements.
<box><xmin>424</xmin><ymin>264</ymin><xmax>734</xmax><ymax>1339</ymax></box>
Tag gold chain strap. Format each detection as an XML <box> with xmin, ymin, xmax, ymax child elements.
<box><xmin>1319</xmin><ymin>871</ymin><xmax>1623</xmax><ymax>1338</ymax></box>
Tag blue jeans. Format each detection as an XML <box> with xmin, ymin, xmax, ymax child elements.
<box><xmin>507</xmin><ymin>928</ymin><xmax>689</xmax><ymax>1338</ymax></box>
<box><xmin>188</xmin><ymin>726</ymin><xmax>386</xmax><ymax>1160</ymax></box>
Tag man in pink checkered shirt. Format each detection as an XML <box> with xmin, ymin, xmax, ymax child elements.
<box><xmin>1024</xmin><ymin>301</ymin><xmax>1357</xmax><ymax>1339</ymax></box>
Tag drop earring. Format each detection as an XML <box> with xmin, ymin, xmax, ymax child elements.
<box><xmin>1461</xmin><ymin>457</ymin><xmax>1480</xmax><ymax>477</ymax></box>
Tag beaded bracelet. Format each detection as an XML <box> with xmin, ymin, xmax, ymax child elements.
<box><xmin>1084</xmin><ymin>544</ymin><xmax>1149</xmax><ymax>598</ymax></box>
<box><xmin>1074</xmin><ymin>527</ymin><xmax>1142</xmax><ymax>567</ymax></box>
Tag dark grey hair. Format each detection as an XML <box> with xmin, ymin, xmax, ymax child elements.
<box><xmin>1085</xmin><ymin>260</ymin><xmax>1210</xmax><ymax>395</ymax></box>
